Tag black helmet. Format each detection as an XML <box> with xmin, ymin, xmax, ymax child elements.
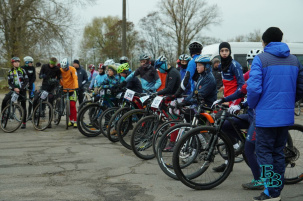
<box><xmin>188</xmin><ymin>41</ymin><xmax>203</xmax><ymax>55</ymax></box>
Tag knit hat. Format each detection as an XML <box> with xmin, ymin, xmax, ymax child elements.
<box><xmin>262</xmin><ymin>27</ymin><xmax>283</xmax><ymax>44</ymax></box>
<box><xmin>212</xmin><ymin>58</ymin><xmax>220</xmax><ymax>65</ymax></box>
<box><xmin>73</xmin><ymin>59</ymin><xmax>80</xmax><ymax>65</ymax></box>
<box><xmin>219</xmin><ymin>42</ymin><xmax>231</xmax><ymax>53</ymax></box>
<box><xmin>107</xmin><ymin>64</ymin><xmax>117</xmax><ymax>74</ymax></box>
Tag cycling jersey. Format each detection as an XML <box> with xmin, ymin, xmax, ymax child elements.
<box><xmin>7</xmin><ymin>67</ymin><xmax>29</xmax><ymax>90</ymax></box>
<box><xmin>60</xmin><ymin>66</ymin><xmax>79</xmax><ymax>92</ymax></box>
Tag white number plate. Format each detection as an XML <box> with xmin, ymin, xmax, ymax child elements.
<box><xmin>11</xmin><ymin>93</ymin><xmax>19</xmax><ymax>102</ymax></box>
<box><xmin>40</xmin><ymin>91</ymin><xmax>49</xmax><ymax>100</ymax></box>
<box><xmin>151</xmin><ymin>96</ymin><xmax>163</xmax><ymax>109</ymax></box>
<box><xmin>124</xmin><ymin>89</ymin><xmax>135</xmax><ymax>101</ymax></box>
<box><xmin>139</xmin><ymin>95</ymin><xmax>150</xmax><ymax>104</ymax></box>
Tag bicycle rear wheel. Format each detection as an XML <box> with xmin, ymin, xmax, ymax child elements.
<box><xmin>284</xmin><ymin>124</ymin><xmax>303</xmax><ymax>184</ymax></box>
<box><xmin>107</xmin><ymin>107</ymin><xmax>130</xmax><ymax>142</ymax></box>
<box><xmin>99</xmin><ymin>107</ymin><xmax>118</xmax><ymax>137</ymax></box>
<box><xmin>173</xmin><ymin>126</ymin><xmax>234</xmax><ymax>190</ymax></box>
<box><xmin>32</xmin><ymin>101</ymin><xmax>53</xmax><ymax>131</ymax></box>
<box><xmin>0</xmin><ymin>103</ymin><xmax>24</xmax><ymax>133</ymax></box>
<box><xmin>116</xmin><ymin>109</ymin><xmax>147</xmax><ymax>150</ymax></box>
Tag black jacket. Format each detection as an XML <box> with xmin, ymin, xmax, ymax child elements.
<box><xmin>39</xmin><ymin>64</ymin><xmax>61</xmax><ymax>91</ymax></box>
<box><xmin>21</xmin><ymin>65</ymin><xmax>36</xmax><ymax>90</ymax></box>
<box><xmin>212</xmin><ymin>68</ymin><xmax>223</xmax><ymax>90</ymax></box>
<box><xmin>76</xmin><ymin>66</ymin><xmax>88</xmax><ymax>89</ymax></box>
<box><xmin>126</xmin><ymin>76</ymin><xmax>143</xmax><ymax>93</ymax></box>
<box><xmin>157</xmin><ymin>67</ymin><xmax>181</xmax><ymax>96</ymax></box>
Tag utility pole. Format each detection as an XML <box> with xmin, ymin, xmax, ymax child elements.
<box><xmin>122</xmin><ymin>0</ymin><xmax>127</xmax><ymax>56</ymax></box>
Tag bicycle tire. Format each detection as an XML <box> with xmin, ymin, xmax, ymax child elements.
<box><xmin>78</xmin><ymin>100</ymin><xmax>93</xmax><ymax>113</ymax></box>
<box><xmin>107</xmin><ymin>107</ymin><xmax>130</xmax><ymax>142</ymax></box>
<box><xmin>131</xmin><ymin>115</ymin><xmax>158</xmax><ymax>160</ymax></box>
<box><xmin>156</xmin><ymin>123</ymin><xmax>192</xmax><ymax>179</ymax></box>
<box><xmin>65</xmin><ymin>98</ymin><xmax>70</xmax><ymax>130</ymax></box>
<box><xmin>284</xmin><ymin>124</ymin><xmax>303</xmax><ymax>184</ymax></box>
<box><xmin>152</xmin><ymin>120</ymin><xmax>183</xmax><ymax>156</ymax></box>
<box><xmin>26</xmin><ymin>99</ymin><xmax>33</xmax><ymax>122</ymax></box>
<box><xmin>32</xmin><ymin>101</ymin><xmax>53</xmax><ymax>131</ymax></box>
<box><xmin>0</xmin><ymin>103</ymin><xmax>24</xmax><ymax>133</ymax></box>
<box><xmin>116</xmin><ymin>109</ymin><xmax>148</xmax><ymax>150</ymax></box>
<box><xmin>77</xmin><ymin>103</ymin><xmax>104</xmax><ymax>137</ymax></box>
<box><xmin>173</xmin><ymin>126</ymin><xmax>234</xmax><ymax>190</ymax></box>
<box><xmin>99</xmin><ymin>107</ymin><xmax>119</xmax><ymax>137</ymax></box>
<box><xmin>53</xmin><ymin>98</ymin><xmax>62</xmax><ymax>125</ymax></box>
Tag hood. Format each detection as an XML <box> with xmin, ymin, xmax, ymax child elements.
<box><xmin>264</xmin><ymin>42</ymin><xmax>290</xmax><ymax>58</ymax></box>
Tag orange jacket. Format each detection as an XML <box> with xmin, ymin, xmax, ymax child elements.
<box><xmin>157</xmin><ymin>70</ymin><xmax>167</xmax><ymax>92</ymax></box>
<box><xmin>60</xmin><ymin>66</ymin><xmax>78</xmax><ymax>92</ymax></box>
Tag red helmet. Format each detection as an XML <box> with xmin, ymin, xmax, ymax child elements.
<box><xmin>11</xmin><ymin>57</ymin><xmax>20</xmax><ymax>63</ymax></box>
<box><xmin>88</xmin><ymin>64</ymin><xmax>95</xmax><ymax>69</ymax></box>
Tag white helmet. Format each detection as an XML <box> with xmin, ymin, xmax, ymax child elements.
<box><xmin>246</xmin><ymin>49</ymin><xmax>264</xmax><ymax>60</ymax></box>
<box><xmin>104</xmin><ymin>59</ymin><xmax>115</xmax><ymax>66</ymax></box>
<box><xmin>60</xmin><ymin>58</ymin><xmax>69</xmax><ymax>69</ymax></box>
<box><xmin>24</xmin><ymin>56</ymin><xmax>34</xmax><ymax>63</ymax></box>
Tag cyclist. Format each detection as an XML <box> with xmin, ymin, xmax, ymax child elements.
<box><xmin>1</xmin><ymin>57</ymin><xmax>29</xmax><ymax>129</ymax></box>
<box><xmin>88</xmin><ymin>64</ymin><xmax>98</xmax><ymax>90</ymax></box>
<box><xmin>178</xmin><ymin>54</ymin><xmax>192</xmax><ymax>95</ymax></box>
<box><xmin>60</xmin><ymin>58</ymin><xmax>79</xmax><ymax>128</ymax></box>
<box><xmin>247</xmin><ymin>27</ymin><xmax>303</xmax><ymax>201</ymax></box>
<box><xmin>103</xmin><ymin>59</ymin><xmax>115</xmax><ymax>71</ymax></box>
<box><xmin>21</xmin><ymin>56</ymin><xmax>36</xmax><ymax>118</ymax></box>
<box><xmin>154</xmin><ymin>55</ymin><xmax>181</xmax><ymax>96</ymax></box>
<box><xmin>97</xmin><ymin>64</ymin><xmax>120</xmax><ymax>91</ymax></box>
<box><xmin>34</xmin><ymin>57</ymin><xmax>61</xmax><ymax>128</ymax></box>
<box><xmin>211</xmin><ymin>49</ymin><xmax>264</xmax><ymax>190</ymax></box>
<box><xmin>119</xmin><ymin>56</ymin><xmax>129</xmax><ymax>64</ymax></box>
<box><xmin>164</xmin><ymin>56</ymin><xmax>216</xmax><ymax>151</ymax></box>
<box><xmin>93</xmin><ymin>63</ymin><xmax>107</xmax><ymax>89</ymax></box>
<box><xmin>73</xmin><ymin>60</ymin><xmax>88</xmax><ymax>104</ymax></box>
<box><xmin>117</xmin><ymin>63</ymin><xmax>142</xmax><ymax>93</ymax></box>
<box><xmin>125</xmin><ymin>53</ymin><xmax>161</xmax><ymax>92</ymax></box>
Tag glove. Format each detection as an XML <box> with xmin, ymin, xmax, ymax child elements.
<box><xmin>165</xmin><ymin>95</ymin><xmax>176</xmax><ymax>102</ymax></box>
<box><xmin>211</xmin><ymin>98</ymin><xmax>224</xmax><ymax>108</ymax></box>
<box><xmin>228</xmin><ymin>104</ymin><xmax>241</xmax><ymax>114</ymax></box>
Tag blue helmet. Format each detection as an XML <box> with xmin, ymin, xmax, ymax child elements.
<box><xmin>195</xmin><ymin>55</ymin><xmax>211</xmax><ymax>70</ymax></box>
<box><xmin>179</xmin><ymin>54</ymin><xmax>191</xmax><ymax>61</ymax></box>
<box><xmin>154</xmin><ymin>55</ymin><xmax>167</xmax><ymax>73</ymax></box>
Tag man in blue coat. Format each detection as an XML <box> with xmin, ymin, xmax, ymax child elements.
<box><xmin>247</xmin><ymin>27</ymin><xmax>303</xmax><ymax>201</ymax></box>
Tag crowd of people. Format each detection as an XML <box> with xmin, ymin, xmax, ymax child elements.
<box><xmin>1</xmin><ymin>26</ymin><xmax>303</xmax><ymax>201</ymax></box>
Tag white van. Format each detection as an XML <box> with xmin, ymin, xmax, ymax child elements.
<box><xmin>202</xmin><ymin>42</ymin><xmax>303</xmax><ymax>72</ymax></box>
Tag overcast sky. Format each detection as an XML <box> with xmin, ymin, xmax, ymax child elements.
<box><xmin>73</xmin><ymin>0</ymin><xmax>302</xmax><ymax>55</ymax></box>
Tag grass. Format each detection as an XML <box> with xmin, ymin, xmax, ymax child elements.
<box><xmin>0</xmin><ymin>79</ymin><xmax>9</xmax><ymax>93</ymax></box>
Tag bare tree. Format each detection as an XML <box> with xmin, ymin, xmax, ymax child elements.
<box><xmin>160</xmin><ymin>0</ymin><xmax>221</xmax><ymax>57</ymax></box>
<box><xmin>229</xmin><ymin>29</ymin><xmax>262</xmax><ymax>42</ymax></box>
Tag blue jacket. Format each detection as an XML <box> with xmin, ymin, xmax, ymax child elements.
<box><xmin>185</xmin><ymin>65</ymin><xmax>217</xmax><ymax>107</ymax></box>
<box><xmin>247</xmin><ymin>42</ymin><xmax>303</xmax><ymax>127</ymax></box>
<box><xmin>180</xmin><ymin>68</ymin><xmax>191</xmax><ymax>95</ymax></box>
<box><xmin>94</xmin><ymin>74</ymin><xmax>107</xmax><ymax>88</ymax></box>
<box><xmin>185</xmin><ymin>54</ymin><xmax>200</xmax><ymax>93</ymax></box>
<box><xmin>89</xmin><ymin>71</ymin><xmax>99</xmax><ymax>89</ymax></box>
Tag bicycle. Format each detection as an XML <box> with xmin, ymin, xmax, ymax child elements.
<box><xmin>53</xmin><ymin>87</ymin><xmax>77</xmax><ymax>130</ymax></box>
<box><xmin>295</xmin><ymin>99</ymin><xmax>302</xmax><ymax>116</ymax></box>
<box><xmin>32</xmin><ymin>90</ymin><xmax>53</xmax><ymax>131</ymax></box>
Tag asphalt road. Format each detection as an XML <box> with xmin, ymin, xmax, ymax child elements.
<box><xmin>0</xmin><ymin>93</ymin><xmax>302</xmax><ymax>201</ymax></box>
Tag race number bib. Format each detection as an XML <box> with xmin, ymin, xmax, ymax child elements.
<box><xmin>139</xmin><ymin>95</ymin><xmax>150</xmax><ymax>104</ymax></box>
<box><xmin>11</xmin><ymin>93</ymin><xmax>19</xmax><ymax>102</ymax></box>
<box><xmin>40</xmin><ymin>91</ymin><xmax>49</xmax><ymax>100</ymax></box>
<box><xmin>124</xmin><ymin>89</ymin><xmax>135</xmax><ymax>101</ymax></box>
<box><xmin>151</xmin><ymin>96</ymin><xmax>163</xmax><ymax>109</ymax></box>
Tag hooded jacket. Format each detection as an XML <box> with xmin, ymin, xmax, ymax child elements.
<box><xmin>76</xmin><ymin>65</ymin><xmax>88</xmax><ymax>89</ymax></box>
<box><xmin>247</xmin><ymin>42</ymin><xmax>303</xmax><ymax>127</ymax></box>
<box><xmin>157</xmin><ymin>67</ymin><xmax>181</xmax><ymax>96</ymax></box>
<box><xmin>185</xmin><ymin>64</ymin><xmax>217</xmax><ymax>106</ymax></box>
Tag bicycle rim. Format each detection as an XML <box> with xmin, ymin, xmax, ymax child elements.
<box><xmin>0</xmin><ymin>103</ymin><xmax>24</xmax><ymax>133</ymax></box>
<box><xmin>32</xmin><ymin>101</ymin><xmax>53</xmax><ymax>131</ymax></box>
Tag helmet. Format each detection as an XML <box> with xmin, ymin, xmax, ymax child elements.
<box><xmin>195</xmin><ymin>55</ymin><xmax>211</xmax><ymax>64</ymax></box>
<box><xmin>107</xmin><ymin>64</ymin><xmax>117</xmax><ymax>74</ymax></box>
<box><xmin>60</xmin><ymin>58</ymin><xmax>69</xmax><ymax>69</ymax></box>
<box><xmin>104</xmin><ymin>59</ymin><xmax>115</xmax><ymax>66</ymax></box>
<box><xmin>246</xmin><ymin>49</ymin><xmax>264</xmax><ymax>60</ymax></box>
<box><xmin>98</xmin><ymin>63</ymin><xmax>105</xmax><ymax>70</ymax></box>
<box><xmin>154</xmin><ymin>55</ymin><xmax>167</xmax><ymax>72</ymax></box>
<box><xmin>179</xmin><ymin>54</ymin><xmax>191</xmax><ymax>61</ymax></box>
<box><xmin>139</xmin><ymin>53</ymin><xmax>149</xmax><ymax>61</ymax></box>
<box><xmin>88</xmin><ymin>64</ymin><xmax>95</xmax><ymax>69</ymax></box>
<box><xmin>188</xmin><ymin>41</ymin><xmax>203</xmax><ymax>51</ymax></box>
<box><xmin>24</xmin><ymin>56</ymin><xmax>34</xmax><ymax>64</ymax></box>
<box><xmin>117</xmin><ymin>63</ymin><xmax>130</xmax><ymax>74</ymax></box>
<box><xmin>11</xmin><ymin>57</ymin><xmax>20</xmax><ymax>63</ymax></box>
<box><xmin>119</xmin><ymin>56</ymin><xmax>129</xmax><ymax>64</ymax></box>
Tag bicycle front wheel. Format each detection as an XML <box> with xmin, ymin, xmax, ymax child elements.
<box><xmin>0</xmin><ymin>103</ymin><xmax>24</xmax><ymax>133</ymax></box>
<box><xmin>173</xmin><ymin>126</ymin><xmax>234</xmax><ymax>190</ymax></box>
<box><xmin>32</xmin><ymin>101</ymin><xmax>53</xmax><ymax>131</ymax></box>
<box><xmin>99</xmin><ymin>107</ymin><xmax>119</xmax><ymax>137</ymax></box>
<box><xmin>107</xmin><ymin>107</ymin><xmax>130</xmax><ymax>142</ymax></box>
